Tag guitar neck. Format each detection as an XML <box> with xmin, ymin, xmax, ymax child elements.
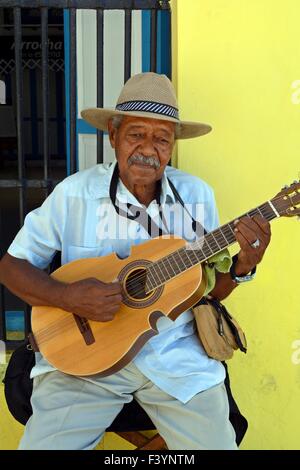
<box><xmin>145</xmin><ymin>199</ymin><xmax>280</xmax><ymax>292</ymax></box>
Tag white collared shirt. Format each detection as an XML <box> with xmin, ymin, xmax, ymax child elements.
<box><xmin>8</xmin><ymin>162</ymin><xmax>228</xmax><ymax>403</ymax></box>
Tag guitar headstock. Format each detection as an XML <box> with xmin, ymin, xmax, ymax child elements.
<box><xmin>272</xmin><ymin>180</ymin><xmax>300</xmax><ymax>218</ymax></box>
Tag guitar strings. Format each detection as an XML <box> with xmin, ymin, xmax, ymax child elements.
<box><xmin>122</xmin><ymin>195</ymin><xmax>288</xmax><ymax>293</ymax></box>
<box><xmin>34</xmin><ymin>194</ymin><xmax>291</xmax><ymax>342</ymax></box>
<box><xmin>123</xmin><ymin>212</ymin><xmax>269</xmax><ymax>294</ymax></box>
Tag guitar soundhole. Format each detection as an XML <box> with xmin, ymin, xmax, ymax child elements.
<box><xmin>119</xmin><ymin>260</ymin><xmax>164</xmax><ymax>308</ymax></box>
<box><xmin>125</xmin><ymin>268</ymin><xmax>147</xmax><ymax>299</ymax></box>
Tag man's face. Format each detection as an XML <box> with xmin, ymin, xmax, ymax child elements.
<box><xmin>108</xmin><ymin>115</ymin><xmax>176</xmax><ymax>189</ymax></box>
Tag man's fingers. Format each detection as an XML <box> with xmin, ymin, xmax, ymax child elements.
<box><xmin>234</xmin><ymin>216</ymin><xmax>269</xmax><ymax>246</ymax></box>
<box><xmin>94</xmin><ymin>312</ymin><xmax>115</xmax><ymax>322</ymax></box>
<box><xmin>106</xmin><ymin>293</ymin><xmax>123</xmax><ymax>303</ymax></box>
<box><xmin>234</xmin><ymin>220</ymin><xmax>262</xmax><ymax>246</ymax></box>
<box><xmin>234</xmin><ymin>229</ymin><xmax>254</xmax><ymax>252</ymax></box>
<box><xmin>252</xmin><ymin>215</ymin><xmax>271</xmax><ymax>237</ymax></box>
<box><xmin>104</xmin><ymin>282</ymin><xmax>122</xmax><ymax>295</ymax></box>
<box><xmin>87</xmin><ymin>278</ymin><xmax>122</xmax><ymax>296</ymax></box>
<box><xmin>107</xmin><ymin>303</ymin><xmax>122</xmax><ymax>313</ymax></box>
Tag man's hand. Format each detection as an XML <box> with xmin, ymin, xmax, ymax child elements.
<box><xmin>0</xmin><ymin>254</ymin><xmax>123</xmax><ymax>322</ymax></box>
<box><xmin>61</xmin><ymin>278</ymin><xmax>123</xmax><ymax>322</ymax></box>
<box><xmin>233</xmin><ymin>215</ymin><xmax>271</xmax><ymax>275</ymax></box>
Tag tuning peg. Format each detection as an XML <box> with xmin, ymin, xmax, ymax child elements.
<box><xmin>282</xmin><ymin>184</ymin><xmax>290</xmax><ymax>190</ymax></box>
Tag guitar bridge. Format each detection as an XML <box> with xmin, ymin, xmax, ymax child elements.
<box><xmin>73</xmin><ymin>315</ymin><xmax>95</xmax><ymax>346</ymax></box>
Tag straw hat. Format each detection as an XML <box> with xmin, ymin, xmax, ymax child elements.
<box><xmin>81</xmin><ymin>72</ymin><xmax>212</xmax><ymax>140</ymax></box>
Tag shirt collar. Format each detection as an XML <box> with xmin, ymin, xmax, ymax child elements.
<box><xmin>89</xmin><ymin>161</ymin><xmax>176</xmax><ymax>204</ymax></box>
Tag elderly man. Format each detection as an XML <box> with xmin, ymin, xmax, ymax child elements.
<box><xmin>0</xmin><ymin>72</ymin><xmax>271</xmax><ymax>450</ymax></box>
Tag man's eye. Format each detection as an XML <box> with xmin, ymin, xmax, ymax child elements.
<box><xmin>130</xmin><ymin>133</ymin><xmax>142</xmax><ymax>138</ymax></box>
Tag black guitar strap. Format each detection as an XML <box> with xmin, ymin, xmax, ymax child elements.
<box><xmin>166</xmin><ymin>177</ymin><xmax>207</xmax><ymax>237</ymax></box>
<box><xmin>109</xmin><ymin>163</ymin><xmax>207</xmax><ymax>238</ymax></box>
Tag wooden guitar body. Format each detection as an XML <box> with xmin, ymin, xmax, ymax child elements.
<box><xmin>31</xmin><ymin>236</ymin><xmax>206</xmax><ymax>376</ymax></box>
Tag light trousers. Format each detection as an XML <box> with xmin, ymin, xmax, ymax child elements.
<box><xmin>19</xmin><ymin>362</ymin><xmax>237</xmax><ymax>450</ymax></box>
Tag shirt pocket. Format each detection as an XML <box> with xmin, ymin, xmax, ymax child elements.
<box><xmin>65</xmin><ymin>244</ymin><xmax>114</xmax><ymax>263</ymax></box>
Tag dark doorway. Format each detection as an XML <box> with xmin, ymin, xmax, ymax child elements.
<box><xmin>0</xmin><ymin>7</ymin><xmax>66</xmax><ymax>342</ymax></box>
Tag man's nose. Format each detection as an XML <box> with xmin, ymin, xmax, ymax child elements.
<box><xmin>138</xmin><ymin>136</ymin><xmax>157</xmax><ymax>156</ymax></box>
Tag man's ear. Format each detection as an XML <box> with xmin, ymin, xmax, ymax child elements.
<box><xmin>107</xmin><ymin>119</ymin><xmax>117</xmax><ymax>149</ymax></box>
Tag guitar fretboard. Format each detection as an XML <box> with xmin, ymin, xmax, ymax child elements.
<box><xmin>145</xmin><ymin>200</ymin><xmax>279</xmax><ymax>292</ymax></box>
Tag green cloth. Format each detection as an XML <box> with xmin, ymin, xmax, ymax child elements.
<box><xmin>203</xmin><ymin>248</ymin><xmax>232</xmax><ymax>296</ymax></box>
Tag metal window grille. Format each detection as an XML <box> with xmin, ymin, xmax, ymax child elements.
<box><xmin>0</xmin><ymin>0</ymin><xmax>171</xmax><ymax>349</ymax></box>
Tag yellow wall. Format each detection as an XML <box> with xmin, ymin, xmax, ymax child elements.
<box><xmin>174</xmin><ymin>0</ymin><xmax>300</xmax><ymax>449</ymax></box>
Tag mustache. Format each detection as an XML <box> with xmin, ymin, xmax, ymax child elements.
<box><xmin>128</xmin><ymin>155</ymin><xmax>160</xmax><ymax>170</ymax></box>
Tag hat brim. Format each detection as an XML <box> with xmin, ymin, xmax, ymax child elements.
<box><xmin>80</xmin><ymin>108</ymin><xmax>212</xmax><ymax>140</ymax></box>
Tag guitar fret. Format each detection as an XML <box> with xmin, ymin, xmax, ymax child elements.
<box><xmin>241</xmin><ymin>205</ymin><xmax>274</xmax><ymax>223</ymax></box>
<box><xmin>194</xmin><ymin>245</ymin><xmax>206</xmax><ymax>262</ymax></box>
<box><xmin>155</xmin><ymin>261</ymin><xmax>166</xmax><ymax>284</ymax></box>
<box><xmin>220</xmin><ymin>226</ymin><xmax>234</xmax><ymax>242</ymax></box>
<box><xmin>260</xmin><ymin>204</ymin><xmax>270</xmax><ymax>217</ymax></box>
<box><xmin>221</xmin><ymin>225</ymin><xmax>235</xmax><ymax>244</ymax></box>
<box><xmin>248</xmin><ymin>209</ymin><xmax>257</xmax><ymax>217</ymax></box>
<box><xmin>146</xmin><ymin>268</ymin><xmax>157</xmax><ymax>290</ymax></box>
<box><xmin>257</xmin><ymin>207</ymin><xmax>265</xmax><ymax>217</ymax></box>
<box><xmin>205</xmin><ymin>233</ymin><xmax>220</xmax><ymax>252</ymax></box>
<box><xmin>159</xmin><ymin>259</ymin><xmax>172</xmax><ymax>281</ymax></box>
<box><xmin>214</xmin><ymin>228</ymin><xmax>228</xmax><ymax>247</ymax></box>
<box><xmin>223</xmin><ymin>224</ymin><xmax>236</xmax><ymax>243</ymax></box>
<box><xmin>178</xmin><ymin>249</ymin><xmax>191</xmax><ymax>270</ymax></box>
<box><xmin>210</xmin><ymin>231</ymin><xmax>223</xmax><ymax>250</ymax></box>
<box><xmin>202</xmin><ymin>239</ymin><xmax>214</xmax><ymax>257</ymax></box>
<box><xmin>250</xmin><ymin>208</ymin><xmax>263</xmax><ymax>219</ymax></box>
<box><xmin>267</xmin><ymin>200</ymin><xmax>280</xmax><ymax>218</ymax></box>
<box><xmin>175</xmin><ymin>252</ymin><xmax>185</xmax><ymax>273</ymax></box>
<box><xmin>165</xmin><ymin>256</ymin><xmax>177</xmax><ymax>277</ymax></box>
<box><xmin>262</xmin><ymin>203</ymin><xmax>277</xmax><ymax>220</ymax></box>
<box><xmin>153</xmin><ymin>264</ymin><xmax>163</xmax><ymax>287</ymax></box>
<box><xmin>171</xmin><ymin>252</ymin><xmax>182</xmax><ymax>273</ymax></box>
<box><xmin>185</xmin><ymin>246</ymin><xmax>199</xmax><ymax>265</ymax></box>
<box><xmin>173</xmin><ymin>253</ymin><xmax>184</xmax><ymax>274</ymax></box>
<box><xmin>227</xmin><ymin>222</ymin><xmax>236</xmax><ymax>237</ymax></box>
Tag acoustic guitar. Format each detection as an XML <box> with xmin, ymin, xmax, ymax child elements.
<box><xmin>30</xmin><ymin>181</ymin><xmax>300</xmax><ymax>376</ymax></box>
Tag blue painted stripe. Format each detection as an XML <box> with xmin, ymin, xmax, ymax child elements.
<box><xmin>77</xmin><ymin>119</ymin><xmax>96</xmax><ymax>134</ymax></box>
<box><xmin>157</xmin><ymin>11</ymin><xmax>162</xmax><ymax>74</ymax></box>
<box><xmin>5</xmin><ymin>311</ymin><xmax>24</xmax><ymax>332</ymax></box>
<box><xmin>77</xmin><ymin>119</ymin><xmax>108</xmax><ymax>136</ymax></box>
<box><xmin>159</xmin><ymin>10</ymin><xmax>171</xmax><ymax>78</ymax></box>
<box><xmin>142</xmin><ymin>10</ymin><xmax>171</xmax><ymax>76</ymax></box>
<box><xmin>142</xmin><ymin>10</ymin><xmax>151</xmax><ymax>73</ymax></box>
